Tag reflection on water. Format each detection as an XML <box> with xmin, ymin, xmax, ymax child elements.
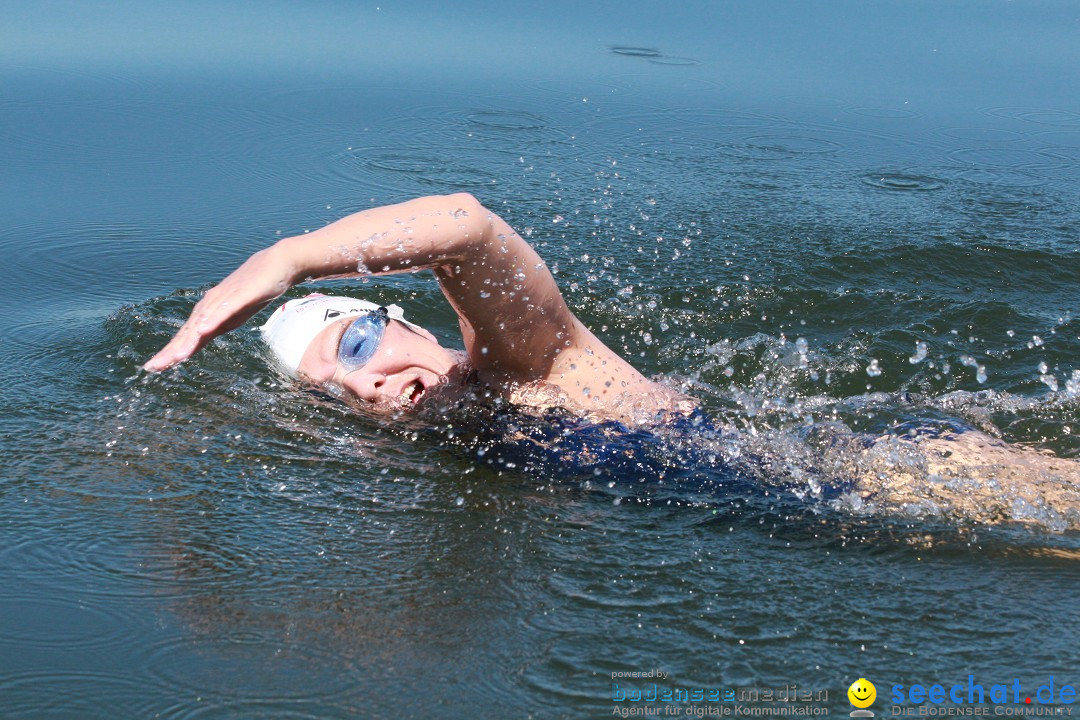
<box><xmin>2</xmin><ymin>0</ymin><xmax>1080</xmax><ymax>717</ymax></box>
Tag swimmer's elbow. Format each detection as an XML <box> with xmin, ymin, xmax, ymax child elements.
<box><xmin>446</xmin><ymin>192</ymin><xmax>488</xmax><ymax>221</ymax></box>
<box><xmin>440</xmin><ymin>192</ymin><xmax>497</xmax><ymax>249</ymax></box>
<box><xmin>443</xmin><ymin>191</ymin><xmax>482</xmax><ymax>208</ymax></box>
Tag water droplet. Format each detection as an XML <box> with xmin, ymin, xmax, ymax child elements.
<box><xmin>1066</xmin><ymin>370</ymin><xmax>1080</xmax><ymax>397</ymax></box>
<box><xmin>866</xmin><ymin>359</ymin><xmax>882</xmax><ymax>377</ymax></box>
<box><xmin>909</xmin><ymin>341</ymin><xmax>928</xmax><ymax>364</ymax></box>
<box><xmin>455</xmin><ymin>496</ymin><xmax>465</xmax><ymax>506</ymax></box>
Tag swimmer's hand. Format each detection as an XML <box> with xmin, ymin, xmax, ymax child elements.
<box><xmin>144</xmin><ymin>194</ymin><xmax>481</xmax><ymax>372</ymax></box>
<box><xmin>143</xmin><ymin>247</ymin><xmax>296</xmax><ymax>372</ymax></box>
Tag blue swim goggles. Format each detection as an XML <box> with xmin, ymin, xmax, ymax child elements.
<box><xmin>338</xmin><ymin>307</ymin><xmax>389</xmax><ymax>370</ymax></box>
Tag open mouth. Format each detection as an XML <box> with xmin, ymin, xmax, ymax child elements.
<box><xmin>403</xmin><ymin>379</ymin><xmax>425</xmax><ymax>405</ymax></box>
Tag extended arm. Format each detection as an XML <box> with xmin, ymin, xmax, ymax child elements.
<box><xmin>144</xmin><ymin>193</ymin><xmax>576</xmax><ymax>377</ymax></box>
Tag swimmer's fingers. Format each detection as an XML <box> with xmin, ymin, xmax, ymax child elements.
<box><xmin>143</xmin><ymin>292</ymin><xmax>240</xmax><ymax>370</ymax></box>
<box><xmin>143</xmin><ymin>291</ymin><xmax>273</xmax><ymax>371</ymax></box>
<box><xmin>142</xmin><ymin>319</ymin><xmax>211</xmax><ymax>372</ymax></box>
<box><xmin>143</xmin><ymin>249</ymin><xmax>296</xmax><ymax>372</ymax></box>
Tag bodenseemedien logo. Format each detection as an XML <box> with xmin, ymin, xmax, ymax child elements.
<box><xmin>849</xmin><ymin>678</ymin><xmax>877</xmax><ymax>718</ymax></box>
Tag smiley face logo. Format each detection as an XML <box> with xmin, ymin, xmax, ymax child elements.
<box><xmin>848</xmin><ymin>678</ymin><xmax>876</xmax><ymax>709</ymax></box>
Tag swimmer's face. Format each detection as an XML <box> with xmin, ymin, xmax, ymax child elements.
<box><xmin>296</xmin><ymin>317</ymin><xmax>458</xmax><ymax>410</ymax></box>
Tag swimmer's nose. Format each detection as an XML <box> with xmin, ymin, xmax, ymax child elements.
<box><xmin>342</xmin><ymin>372</ymin><xmax>386</xmax><ymax>403</ymax></box>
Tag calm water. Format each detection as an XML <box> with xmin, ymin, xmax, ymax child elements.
<box><xmin>2</xmin><ymin>1</ymin><xmax>1079</xmax><ymax>717</ymax></box>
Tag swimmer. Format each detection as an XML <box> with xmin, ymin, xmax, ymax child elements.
<box><xmin>145</xmin><ymin>193</ymin><xmax>693</xmax><ymax>424</ymax></box>
<box><xmin>146</xmin><ymin>193</ymin><xmax>1079</xmax><ymax>526</ymax></box>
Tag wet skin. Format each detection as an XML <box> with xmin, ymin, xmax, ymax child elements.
<box><xmin>297</xmin><ymin>317</ymin><xmax>459</xmax><ymax>410</ymax></box>
<box><xmin>145</xmin><ymin>194</ymin><xmax>688</xmax><ymax>424</ymax></box>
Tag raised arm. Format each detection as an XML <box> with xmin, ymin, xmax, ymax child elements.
<box><xmin>144</xmin><ymin>194</ymin><xmax>576</xmax><ymax>378</ymax></box>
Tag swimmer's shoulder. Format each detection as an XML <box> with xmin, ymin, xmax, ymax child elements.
<box><xmin>497</xmin><ymin>375</ymin><xmax>695</xmax><ymax>427</ymax></box>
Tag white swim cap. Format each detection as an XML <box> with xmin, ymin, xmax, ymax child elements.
<box><xmin>259</xmin><ymin>293</ymin><xmax>419</xmax><ymax>376</ymax></box>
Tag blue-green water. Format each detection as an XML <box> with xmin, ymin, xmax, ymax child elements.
<box><xmin>2</xmin><ymin>1</ymin><xmax>1079</xmax><ymax>718</ymax></box>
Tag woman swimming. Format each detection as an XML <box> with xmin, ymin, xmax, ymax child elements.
<box><xmin>146</xmin><ymin>194</ymin><xmax>1080</xmax><ymax>527</ymax></box>
<box><xmin>146</xmin><ymin>193</ymin><xmax>693</xmax><ymax>425</ymax></box>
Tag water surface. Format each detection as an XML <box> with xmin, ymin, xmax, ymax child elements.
<box><xmin>2</xmin><ymin>1</ymin><xmax>1079</xmax><ymax>717</ymax></box>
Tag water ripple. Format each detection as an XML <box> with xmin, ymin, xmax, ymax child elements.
<box><xmin>939</xmin><ymin>127</ymin><xmax>1027</xmax><ymax>143</ymax></box>
<box><xmin>532</xmin><ymin>77</ymin><xmax>639</xmax><ymax>100</ymax></box>
<box><xmin>1037</xmin><ymin>129</ymin><xmax>1080</xmax><ymax>148</ymax></box>
<box><xmin>145</xmin><ymin>632</ymin><xmax>362</xmax><ymax>701</ymax></box>
<box><xmin>329</xmin><ymin>145</ymin><xmax>504</xmax><ymax>191</ymax></box>
<box><xmin>0</xmin><ymin>221</ymin><xmax>246</xmax><ymax>292</ymax></box>
<box><xmin>0</xmin><ymin>593</ymin><xmax>133</xmax><ymax>650</ymax></box>
<box><xmin>0</xmin><ymin>670</ymin><xmax>161</xmax><ymax>719</ymax></box>
<box><xmin>155</xmin><ymin>699</ymin><xmax>356</xmax><ymax>720</ymax></box>
<box><xmin>0</xmin><ymin>530</ymin><xmax>192</xmax><ymax>600</ymax></box>
<box><xmin>0</xmin><ymin>304</ymin><xmax>112</xmax><ymax>378</ymax></box>
<box><xmin>985</xmin><ymin>106</ymin><xmax>1080</xmax><ymax>127</ymax></box>
<box><xmin>610</xmin><ymin>46</ymin><xmax>662</xmax><ymax>58</ymax></box>
<box><xmin>947</xmin><ymin>146</ymin><xmax>1071</xmax><ymax>169</ymax></box>
<box><xmin>648</xmin><ymin>56</ymin><xmax>700</xmax><ymax>66</ymax></box>
<box><xmin>892</xmin><ymin>164</ymin><xmax>1052</xmax><ymax>188</ymax></box>
<box><xmin>847</xmin><ymin>106</ymin><xmax>922</xmax><ymax>119</ymax></box>
<box><xmin>777</xmin><ymin>93</ymin><xmax>848</xmax><ymax>109</ymax></box>
<box><xmin>393</xmin><ymin>113</ymin><xmax>577</xmax><ymax>151</ymax></box>
<box><xmin>668</xmin><ymin>107</ymin><xmax>782</xmax><ymax>130</ymax></box>
<box><xmin>465</xmin><ymin>109</ymin><xmax>549</xmax><ymax>130</ymax></box>
<box><xmin>608</xmin><ymin>45</ymin><xmax>698</xmax><ymax>66</ymax></box>
<box><xmin>717</xmin><ymin>134</ymin><xmax>844</xmax><ymax>160</ymax></box>
<box><xmin>956</xmin><ymin>168</ymin><xmax>1051</xmax><ymax>188</ymax></box>
<box><xmin>247</xmin><ymin>84</ymin><xmax>475</xmax><ymax>129</ymax></box>
<box><xmin>861</xmin><ymin>172</ymin><xmax>945</xmax><ymax>192</ymax></box>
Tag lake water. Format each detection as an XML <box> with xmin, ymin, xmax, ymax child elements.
<box><xmin>2</xmin><ymin>1</ymin><xmax>1079</xmax><ymax>717</ymax></box>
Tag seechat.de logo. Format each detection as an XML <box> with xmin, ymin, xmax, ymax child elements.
<box><xmin>849</xmin><ymin>678</ymin><xmax>877</xmax><ymax>718</ymax></box>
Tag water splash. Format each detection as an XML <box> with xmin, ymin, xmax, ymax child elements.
<box><xmin>959</xmin><ymin>355</ymin><xmax>987</xmax><ymax>384</ymax></box>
